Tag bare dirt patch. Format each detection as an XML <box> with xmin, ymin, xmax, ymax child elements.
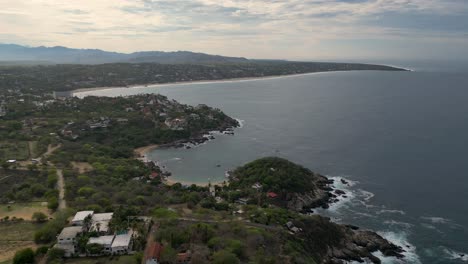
<box><xmin>71</xmin><ymin>162</ymin><xmax>94</xmax><ymax>174</ymax></box>
<box><xmin>0</xmin><ymin>202</ymin><xmax>51</xmax><ymax>220</ymax></box>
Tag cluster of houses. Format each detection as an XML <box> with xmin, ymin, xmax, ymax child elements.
<box><xmin>55</xmin><ymin>211</ymin><xmax>134</xmax><ymax>257</ymax></box>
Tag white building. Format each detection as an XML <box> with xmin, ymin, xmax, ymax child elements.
<box><xmin>111</xmin><ymin>233</ymin><xmax>133</xmax><ymax>255</ymax></box>
<box><xmin>90</xmin><ymin>213</ymin><xmax>113</xmax><ymax>234</ymax></box>
<box><xmin>71</xmin><ymin>211</ymin><xmax>94</xmax><ymax>226</ymax></box>
<box><xmin>56</xmin><ymin>226</ymin><xmax>83</xmax><ymax>257</ymax></box>
<box><xmin>88</xmin><ymin>235</ymin><xmax>115</xmax><ymax>254</ymax></box>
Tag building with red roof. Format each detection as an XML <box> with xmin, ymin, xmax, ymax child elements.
<box><xmin>267</xmin><ymin>192</ymin><xmax>278</xmax><ymax>198</ymax></box>
<box><xmin>145</xmin><ymin>242</ymin><xmax>164</xmax><ymax>264</ymax></box>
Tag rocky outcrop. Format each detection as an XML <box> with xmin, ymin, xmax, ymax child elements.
<box><xmin>324</xmin><ymin>229</ymin><xmax>405</xmax><ymax>264</ymax></box>
<box><xmin>293</xmin><ymin>217</ymin><xmax>405</xmax><ymax>264</ymax></box>
<box><xmin>285</xmin><ymin>174</ymin><xmax>341</xmax><ymax>212</ymax></box>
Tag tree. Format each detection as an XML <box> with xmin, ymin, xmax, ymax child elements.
<box><xmin>47</xmin><ymin>248</ymin><xmax>65</xmax><ymax>263</ymax></box>
<box><xmin>77</xmin><ymin>187</ymin><xmax>95</xmax><ymax>198</ymax></box>
<box><xmin>47</xmin><ymin>174</ymin><xmax>58</xmax><ymax>188</ymax></box>
<box><xmin>212</xmin><ymin>250</ymin><xmax>240</xmax><ymax>264</ymax></box>
<box><xmin>35</xmin><ymin>246</ymin><xmax>49</xmax><ymax>256</ymax></box>
<box><xmin>86</xmin><ymin>243</ymin><xmax>104</xmax><ymax>255</ymax></box>
<box><xmin>13</xmin><ymin>248</ymin><xmax>35</xmax><ymax>264</ymax></box>
<box><xmin>160</xmin><ymin>245</ymin><xmax>177</xmax><ymax>263</ymax></box>
<box><xmin>133</xmin><ymin>252</ymin><xmax>143</xmax><ymax>264</ymax></box>
<box><xmin>2</xmin><ymin>162</ymin><xmax>10</xmax><ymax>170</ymax></box>
<box><xmin>32</xmin><ymin>212</ymin><xmax>48</xmax><ymax>222</ymax></box>
<box><xmin>47</xmin><ymin>197</ymin><xmax>59</xmax><ymax>211</ymax></box>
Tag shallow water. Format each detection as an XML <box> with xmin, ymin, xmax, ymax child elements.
<box><xmin>77</xmin><ymin>64</ymin><xmax>468</xmax><ymax>263</ymax></box>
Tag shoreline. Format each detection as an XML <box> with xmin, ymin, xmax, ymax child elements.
<box><xmin>72</xmin><ymin>68</ymin><xmax>410</xmax><ymax>96</ymax></box>
<box><xmin>134</xmin><ymin>144</ymin><xmax>159</xmax><ymax>158</ymax></box>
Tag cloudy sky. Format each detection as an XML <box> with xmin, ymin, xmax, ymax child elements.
<box><xmin>0</xmin><ymin>0</ymin><xmax>467</xmax><ymax>61</ymax></box>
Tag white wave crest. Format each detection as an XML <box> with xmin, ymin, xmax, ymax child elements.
<box><xmin>377</xmin><ymin>231</ymin><xmax>421</xmax><ymax>264</ymax></box>
<box><xmin>443</xmin><ymin>248</ymin><xmax>468</xmax><ymax>262</ymax></box>
<box><xmin>383</xmin><ymin>220</ymin><xmax>413</xmax><ymax>228</ymax></box>
<box><xmin>235</xmin><ymin>118</ymin><xmax>245</xmax><ymax>128</ymax></box>
<box><xmin>376</xmin><ymin>209</ymin><xmax>406</xmax><ymax>215</ymax></box>
<box><xmin>420</xmin><ymin>216</ymin><xmax>451</xmax><ymax>224</ymax></box>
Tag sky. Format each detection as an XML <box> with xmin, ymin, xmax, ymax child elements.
<box><xmin>0</xmin><ymin>0</ymin><xmax>467</xmax><ymax>61</ymax></box>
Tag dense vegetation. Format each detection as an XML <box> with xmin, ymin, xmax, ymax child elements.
<box><xmin>0</xmin><ymin>169</ymin><xmax>58</xmax><ymax>210</ymax></box>
<box><xmin>229</xmin><ymin>157</ymin><xmax>319</xmax><ymax>194</ymax></box>
<box><xmin>0</xmin><ymin>62</ymin><xmax>405</xmax><ymax>95</ymax></box>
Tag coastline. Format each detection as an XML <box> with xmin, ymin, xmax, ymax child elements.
<box><xmin>72</xmin><ymin>68</ymin><xmax>410</xmax><ymax>96</ymax></box>
<box><xmin>134</xmin><ymin>144</ymin><xmax>159</xmax><ymax>158</ymax></box>
<box><xmin>72</xmin><ymin>72</ymin><xmax>330</xmax><ymax>94</ymax></box>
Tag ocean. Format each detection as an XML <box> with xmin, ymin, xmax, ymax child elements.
<box><xmin>76</xmin><ymin>61</ymin><xmax>468</xmax><ymax>263</ymax></box>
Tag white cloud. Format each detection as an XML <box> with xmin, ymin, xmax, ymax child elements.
<box><xmin>0</xmin><ymin>0</ymin><xmax>466</xmax><ymax>60</ymax></box>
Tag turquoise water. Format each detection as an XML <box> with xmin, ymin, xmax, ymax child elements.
<box><xmin>77</xmin><ymin>65</ymin><xmax>468</xmax><ymax>263</ymax></box>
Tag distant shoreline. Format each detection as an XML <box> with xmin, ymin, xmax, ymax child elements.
<box><xmin>72</xmin><ymin>68</ymin><xmax>411</xmax><ymax>96</ymax></box>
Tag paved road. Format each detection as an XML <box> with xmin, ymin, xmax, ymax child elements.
<box><xmin>56</xmin><ymin>169</ymin><xmax>66</xmax><ymax>210</ymax></box>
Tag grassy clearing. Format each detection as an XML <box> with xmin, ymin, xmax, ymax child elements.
<box><xmin>64</xmin><ymin>255</ymin><xmax>137</xmax><ymax>264</ymax></box>
<box><xmin>0</xmin><ymin>141</ymin><xmax>30</xmax><ymax>161</ymax></box>
<box><xmin>0</xmin><ymin>221</ymin><xmax>43</xmax><ymax>263</ymax></box>
<box><xmin>0</xmin><ymin>202</ymin><xmax>51</xmax><ymax>220</ymax></box>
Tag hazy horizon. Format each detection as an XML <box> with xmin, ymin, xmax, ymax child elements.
<box><xmin>1</xmin><ymin>0</ymin><xmax>467</xmax><ymax>61</ymax></box>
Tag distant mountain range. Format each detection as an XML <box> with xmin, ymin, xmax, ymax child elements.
<box><xmin>0</xmin><ymin>44</ymin><xmax>250</xmax><ymax>65</ymax></box>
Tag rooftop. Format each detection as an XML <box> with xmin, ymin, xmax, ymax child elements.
<box><xmin>92</xmin><ymin>212</ymin><xmax>113</xmax><ymax>222</ymax></box>
<box><xmin>146</xmin><ymin>242</ymin><xmax>164</xmax><ymax>261</ymax></box>
<box><xmin>112</xmin><ymin>234</ymin><xmax>132</xmax><ymax>247</ymax></box>
<box><xmin>72</xmin><ymin>211</ymin><xmax>94</xmax><ymax>222</ymax></box>
<box><xmin>89</xmin><ymin>235</ymin><xmax>115</xmax><ymax>245</ymax></box>
<box><xmin>58</xmin><ymin>226</ymin><xmax>83</xmax><ymax>240</ymax></box>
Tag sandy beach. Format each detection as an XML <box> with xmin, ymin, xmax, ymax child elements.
<box><xmin>134</xmin><ymin>144</ymin><xmax>159</xmax><ymax>158</ymax></box>
<box><xmin>72</xmin><ymin>71</ymin><xmax>346</xmax><ymax>95</ymax></box>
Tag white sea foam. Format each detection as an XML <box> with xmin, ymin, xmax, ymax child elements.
<box><xmin>325</xmin><ymin>176</ymin><xmax>358</xmax><ymax>213</ymax></box>
<box><xmin>383</xmin><ymin>220</ymin><xmax>413</xmax><ymax>228</ymax></box>
<box><xmin>443</xmin><ymin>248</ymin><xmax>468</xmax><ymax>262</ymax></box>
<box><xmin>420</xmin><ymin>216</ymin><xmax>451</xmax><ymax>224</ymax></box>
<box><xmin>420</xmin><ymin>223</ymin><xmax>437</xmax><ymax>230</ymax></box>
<box><xmin>377</xmin><ymin>231</ymin><xmax>421</xmax><ymax>264</ymax></box>
<box><xmin>376</xmin><ymin>209</ymin><xmax>406</xmax><ymax>215</ymax></box>
<box><xmin>235</xmin><ymin>118</ymin><xmax>245</xmax><ymax>128</ymax></box>
<box><xmin>359</xmin><ymin>189</ymin><xmax>375</xmax><ymax>201</ymax></box>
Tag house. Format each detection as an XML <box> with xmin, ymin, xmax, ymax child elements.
<box><xmin>90</xmin><ymin>213</ymin><xmax>113</xmax><ymax>234</ymax></box>
<box><xmin>267</xmin><ymin>192</ymin><xmax>278</xmax><ymax>198</ymax></box>
<box><xmin>56</xmin><ymin>226</ymin><xmax>83</xmax><ymax>257</ymax></box>
<box><xmin>116</xmin><ymin>118</ymin><xmax>129</xmax><ymax>123</ymax></box>
<box><xmin>209</xmin><ymin>185</ymin><xmax>216</xmax><ymax>197</ymax></box>
<box><xmin>235</xmin><ymin>198</ymin><xmax>249</xmax><ymax>205</ymax></box>
<box><xmin>88</xmin><ymin>235</ymin><xmax>115</xmax><ymax>254</ymax></box>
<box><xmin>150</xmin><ymin>172</ymin><xmax>160</xmax><ymax>179</ymax></box>
<box><xmin>252</xmin><ymin>183</ymin><xmax>262</xmax><ymax>190</ymax></box>
<box><xmin>176</xmin><ymin>251</ymin><xmax>192</xmax><ymax>263</ymax></box>
<box><xmin>111</xmin><ymin>233</ymin><xmax>133</xmax><ymax>255</ymax></box>
<box><xmin>176</xmin><ymin>250</ymin><xmax>192</xmax><ymax>263</ymax></box>
<box><xmin>145</xmin><ymin>242</ymin><xmax>164</xmax><ymax>264</ymax></box>
<box><xmin>71</xmin><ymin>211</ymin><xmax>94</xmax><ymax>226</ymax></box>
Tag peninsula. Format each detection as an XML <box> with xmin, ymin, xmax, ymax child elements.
<box><xmin>0</xmin><ymin>86</ymin><xmax>405</xmax><ymax>263</ymax></box>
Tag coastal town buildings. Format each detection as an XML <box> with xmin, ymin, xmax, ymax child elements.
<box><xmin>55</xmin><ymin>226</ymin><xmax>83</xmax><ymax>257</ymax></box>
<box><xmin>88</xmin><ymin>235</ymin><xmax>115</xmax><ymax>254</ymax></box>
<box><xmin>56</xmin><ymin>211</ymin><xmax>135</xmax><ymax>257</ymax></box>
<box><xmin>71</xmin><ymin>210</ymin><xmax>93</xmax><ymax>226</ymax></box>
